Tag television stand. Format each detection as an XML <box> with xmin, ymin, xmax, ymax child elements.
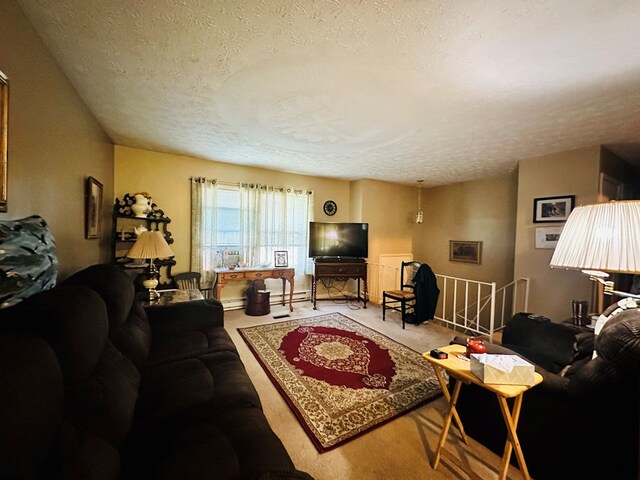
<box><xmin>314</xmin><ymin>256</ymin><xmax>366</xmax><ymax>263</ymax></box>
<box><xmin>312</xmin><ymin>260</ymin><xmax>367</xmax><ymax>309</ymax></box>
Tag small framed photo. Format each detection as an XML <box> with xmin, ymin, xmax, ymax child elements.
<box><xmin>533</xmin><ymin>195</ymin><xmax>575</xmax><ymax>223</ymax></box>
<box><xmin>535</xmin><ymin>226</ymin><xmax>563</xmax><ymax>249</ymax></box>
<box><xmin>274</xmin><ymin>250</ymin><xmax>288</xmax><ymax>267</ymax></box>
<box><xmin>85</xmin><ymin>176</ymin><xmax>103</xmax><ymax>239</ymax></box>
<box><xmin>450</xmin><ymin>241</ymin><xmax>482</xmax><ymax>265</ymax></box>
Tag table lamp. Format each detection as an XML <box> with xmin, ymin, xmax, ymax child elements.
<box><xmin>549</xmin><ymin>200</ymin><xmax>640</xmax><ymax>301</ymax></box>
<box><xmin>126</xmin><ymin>230</ymin><xmax>175</xmax><ymax>300</ymax></box>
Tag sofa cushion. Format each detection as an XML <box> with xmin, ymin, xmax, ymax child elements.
<box><xmin>0</xmin><ymin>332</ymin><xmax>63</xmax><ymax>479</ymax></box>
<box><xmin>0</xmin><ymin>286</ymin><xmax>109</xmax><ymax>386</ymax></box>
<box><xmin>135</xmin><ymin>349</ymin><xmax>262</xmax><ymax>428</ymax></box>
<box><xmin>125</xmin><ymin>408</ymin><xmax>296</xmax><ymax>480</ymax></box>
<box><xmin>596</xmin><ymin>307</ymin><xmax>640</xmax><ymax>364</ymax></box>
<box><xmin>146</xmin><ymin>327</ymin><xmax>239</xmax><ymax>367</ymax></box>
<box><xmin>0</xmin><ymin>285</ymin><xmax>140</xmax><ymax>446</ymax></box>
<box><xmin>63</xmin><ymin>264</ymin><xmax>152</xmax><ymax>368</ymax></box>
<box><xmin>0</xmin><ymin>215</ymin><xmax>57</xmax><ymax>309</ymax></box>
<box><xmin>49</xmin><ymin>420</ymin><xmax>120</xmax><ymax>480</ymax></box>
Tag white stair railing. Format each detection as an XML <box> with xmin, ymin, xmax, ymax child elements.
<box><xmin>435</xmin><ymin>275</ymin><xmax>530</xmax><ymax>340</ymax></box>
<box><xmin>368</xmin><ymin>262</ymin><xmax>529</xmax><ymax>340</ymax></box>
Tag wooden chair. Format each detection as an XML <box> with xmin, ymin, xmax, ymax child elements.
<box><xmin>172</xmin><ymin>271</ymin><xmax>210</xmax><ymax>299</ymax></box>
<box><xmin>382</xmin><ymin>261</ymin><xmax>421</xmax><ymax>329</ymax></box>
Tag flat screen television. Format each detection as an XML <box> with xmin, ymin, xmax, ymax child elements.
<box><xmin>308</xmin><ymin>222</ymin><xmax>369</xmax><ymax>259</ymax></box>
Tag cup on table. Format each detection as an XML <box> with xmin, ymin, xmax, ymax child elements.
<box><xmin>572</xmin><ymin>300</ymin><xmax>589</xmax><ymax>326</ymax></box>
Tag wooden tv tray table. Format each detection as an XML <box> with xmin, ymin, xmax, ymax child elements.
<box><xmin>213</xmin><ymin>267</ymin><xmax>295</xmax><ymax>312</ymax></box>
<box><xmin>423</xmin><ymin>344</ymin><xmax>543</xmax><ymax>480</ymax></box>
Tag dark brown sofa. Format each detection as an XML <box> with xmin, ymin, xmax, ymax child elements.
<box><xmin>451</xmin><ymin>310</ymin><xmax>640</xmax><ymax>480</ymax></box>
<box><xmin>0</xmin><ymin>262</ymin><xmax>312</xmax><ymax>480</ymax></box>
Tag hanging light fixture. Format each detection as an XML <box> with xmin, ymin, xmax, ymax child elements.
<box><xmin>415</xmin><ymin>180</ymin><xmax>424</xmax><ymax>224</ymax></box>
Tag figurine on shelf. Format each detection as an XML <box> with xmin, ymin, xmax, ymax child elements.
<box><xmin>131</xmin><ymin>193</ymin><xmax>152</xmax><ymax>218</ymax></box>
<box><xmin>134</xmin><ymin>225</ymin><xmax>148</xmax><ymax>236</ymax></box>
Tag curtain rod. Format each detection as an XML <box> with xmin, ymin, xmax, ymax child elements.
<box><xmin>190</xmin><ymin>176</ymin><xmax>313</xmax><ymax>194</ymax></box>
<box><xmin>189</xmin><ymin>177</ymin><xmax>239</xmax><ymax>187</ymax></box>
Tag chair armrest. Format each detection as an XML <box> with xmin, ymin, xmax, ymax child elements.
<box><xmin>145</xmin><ymin>298</ymin><xmax>224</xmax><ymax>336</ymax></box>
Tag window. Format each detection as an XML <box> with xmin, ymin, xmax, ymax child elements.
<box><xmin>191</xmin><ymin>178</ymin><xmax>313</xmax><ymax>284</ymax></box>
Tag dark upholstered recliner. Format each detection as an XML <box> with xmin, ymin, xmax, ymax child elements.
<box><xmin>451</xmin><ymin>310</ymin><xmax>640</xmax><ymax>480</ymax></box>
<box><xmin>0</xmin><ymin>263</ymin><xmax>312</xmax><ymax>480</ymax></box>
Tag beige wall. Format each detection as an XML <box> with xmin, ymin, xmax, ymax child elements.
<box><xmin>414</xmin><ymin>173</ymin><xmax>518</xmax><ymax>289</ymax></box>
<box><xmin>351</xmin><ymin>179</ymin><xmax>416</xmax><ymax>262</ymax></box>
<box><xmin>0</xmin><ymin>2</ymin><xmax>113</xmax><ymax>278</ymax></box>
<box><xmin>115</xmin><ymin>147</ymin><xmax>422</xmax><ymax>303</ymax></box>
<box><xmin>514</xmin><ymin>146</ymin><xmax>601</xmax><ymax>320</ymax></box>
<box><xmin>114</xmin><ymin>146</ymin><xmax>354</xmax><ymax>299</ymax></box>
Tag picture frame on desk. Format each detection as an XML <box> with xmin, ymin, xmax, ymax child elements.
<box><xmin>274</xmin><ymin>250</ymin><xmax>288</xmax><ymax>267</ymax></box>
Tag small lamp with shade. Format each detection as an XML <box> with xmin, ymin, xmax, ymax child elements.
<box><xmin>126</xmin><ymin>230</ymin><xmax>175</xmax><ymax>301</ymax></box>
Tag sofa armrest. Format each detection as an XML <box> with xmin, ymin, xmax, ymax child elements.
<box><xmin>502</xmin><ymin>312</ymin><xmax>591</xmax><ymax>373</ymax></box>
<box><xmin>145</xmin><ymin>298</ymin><xmax>224</xmax><ymax>336</ymax></box>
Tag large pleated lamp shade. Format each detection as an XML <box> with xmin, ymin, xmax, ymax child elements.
<box><xmin>126</xmin><ymin>231</ymin><xmax>174</xmax><ymax>261</ymax></box>
<box><xmin>550</xmin><ymin>201</ymin><xmax>640</xmax><ymax>274</ymax></box>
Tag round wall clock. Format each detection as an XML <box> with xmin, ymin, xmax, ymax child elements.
<box><xmin>323</xmin><ymin>200</ymin><xmax>337</xmax><ymax>216</ymax></box>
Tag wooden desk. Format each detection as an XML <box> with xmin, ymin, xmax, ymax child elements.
<box><xmin>423</xmin><ymin>344</ymin><xmax>543</xmax><ymax>480</ymax></box>
<box><xmin>213</xmin><ymin>267</ymin><xmax>294</xmax><ymax>312</ymax></box>
<box><xmin>312</xmin><ymin>261</ymin><xmax>367</xmax><ymax>309</ymax></box>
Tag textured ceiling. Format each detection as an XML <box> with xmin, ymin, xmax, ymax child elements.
<box><xmin>17</xmin><ymin>0</ymin><xmax>640</xmax><ymax>186</ymax></box>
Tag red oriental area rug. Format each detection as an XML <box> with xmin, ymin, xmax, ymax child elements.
<box><xmin>238</xmin><ymin>312</ymin><xmax>441</xmax><ymax>451</ymax></box>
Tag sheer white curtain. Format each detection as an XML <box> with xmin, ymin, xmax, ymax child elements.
<box><xmin>190</xmin><ymin>177</ymin><xmax>218</xmax><ymax>286</ymax></box>
<box><xmin>191</xmin><ymin>178</ymin><xmax>314</xmax><ymax>283</ymax></box>
<box><xmin>239</xmin><ymin>183</ymin><xmax>314</xmax><ymax>275</ymax></box>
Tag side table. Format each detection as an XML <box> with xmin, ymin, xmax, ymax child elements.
<box><xmin>138</xmin><ymin>288</ymin><xmax>204</xmax><ymax>308</ymax></box>
<box><xmin>423</xmin><ymin>344</ymin><xmax>543</xmax><ymax>480</ymax></box>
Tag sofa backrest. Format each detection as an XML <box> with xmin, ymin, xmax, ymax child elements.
<box><xmin>62</xmin><ymin>264</ymin><xmax>152</xmax><ymax>368</ymax></box>
<box><xmin>0</xmin><ymin>283</ymin><xmax>141</xmax><ymax>479</ymax></box>
<box><xmin>503</xmin><ymin>313</ymin><xmax>578</xmax><ymax>373</ymax></box>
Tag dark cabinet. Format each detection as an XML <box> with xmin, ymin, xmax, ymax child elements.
<box><xmin>311</xmin><ymin>261</ymin><xmax>368</xmax><ymax>309</ymax></box>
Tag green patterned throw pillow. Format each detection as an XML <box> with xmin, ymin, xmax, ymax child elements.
<box><xmin>0</xmin><ymin>215</ymin><xmax>57</xmax><ymax>308</ymax></box>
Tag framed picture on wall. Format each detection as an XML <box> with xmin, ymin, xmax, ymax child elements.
<box><xmin>0</xmin><ymin>70</ymin><xmax>8</xmax><ymax>213</ymax></box>
<box><xmin>535</xmin><ymin>226</ymin><xmax>563</xmax><ymax>249</ymax></box>
<box><xmin>533</xmin><ymin>195</ymin><xmax>575</xmax><ymax>223</ymax></box>
<box><xmin>274</xmin><ymin>250</ymin><xmax>288</xmax><ymax>267</ymax></box>
<box><xmin>85</xmin><ymin>176</ymin><xmax>103</xmax><ymax>239</ymax></box>
<box><xmin>449</xmin><ymin>241</ymin><xmax>482</xmax><ymax>264</ymax></box>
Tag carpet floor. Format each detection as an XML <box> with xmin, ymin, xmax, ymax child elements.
<box><xmin>238</xmin><ymin>312</ymin><xmax>442</xmax><ymax>451</ymax></box>
<box><xmin>225</xmin><ymin>301</ymin><xmax>523</xmax><ymax>480</ymax></box>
